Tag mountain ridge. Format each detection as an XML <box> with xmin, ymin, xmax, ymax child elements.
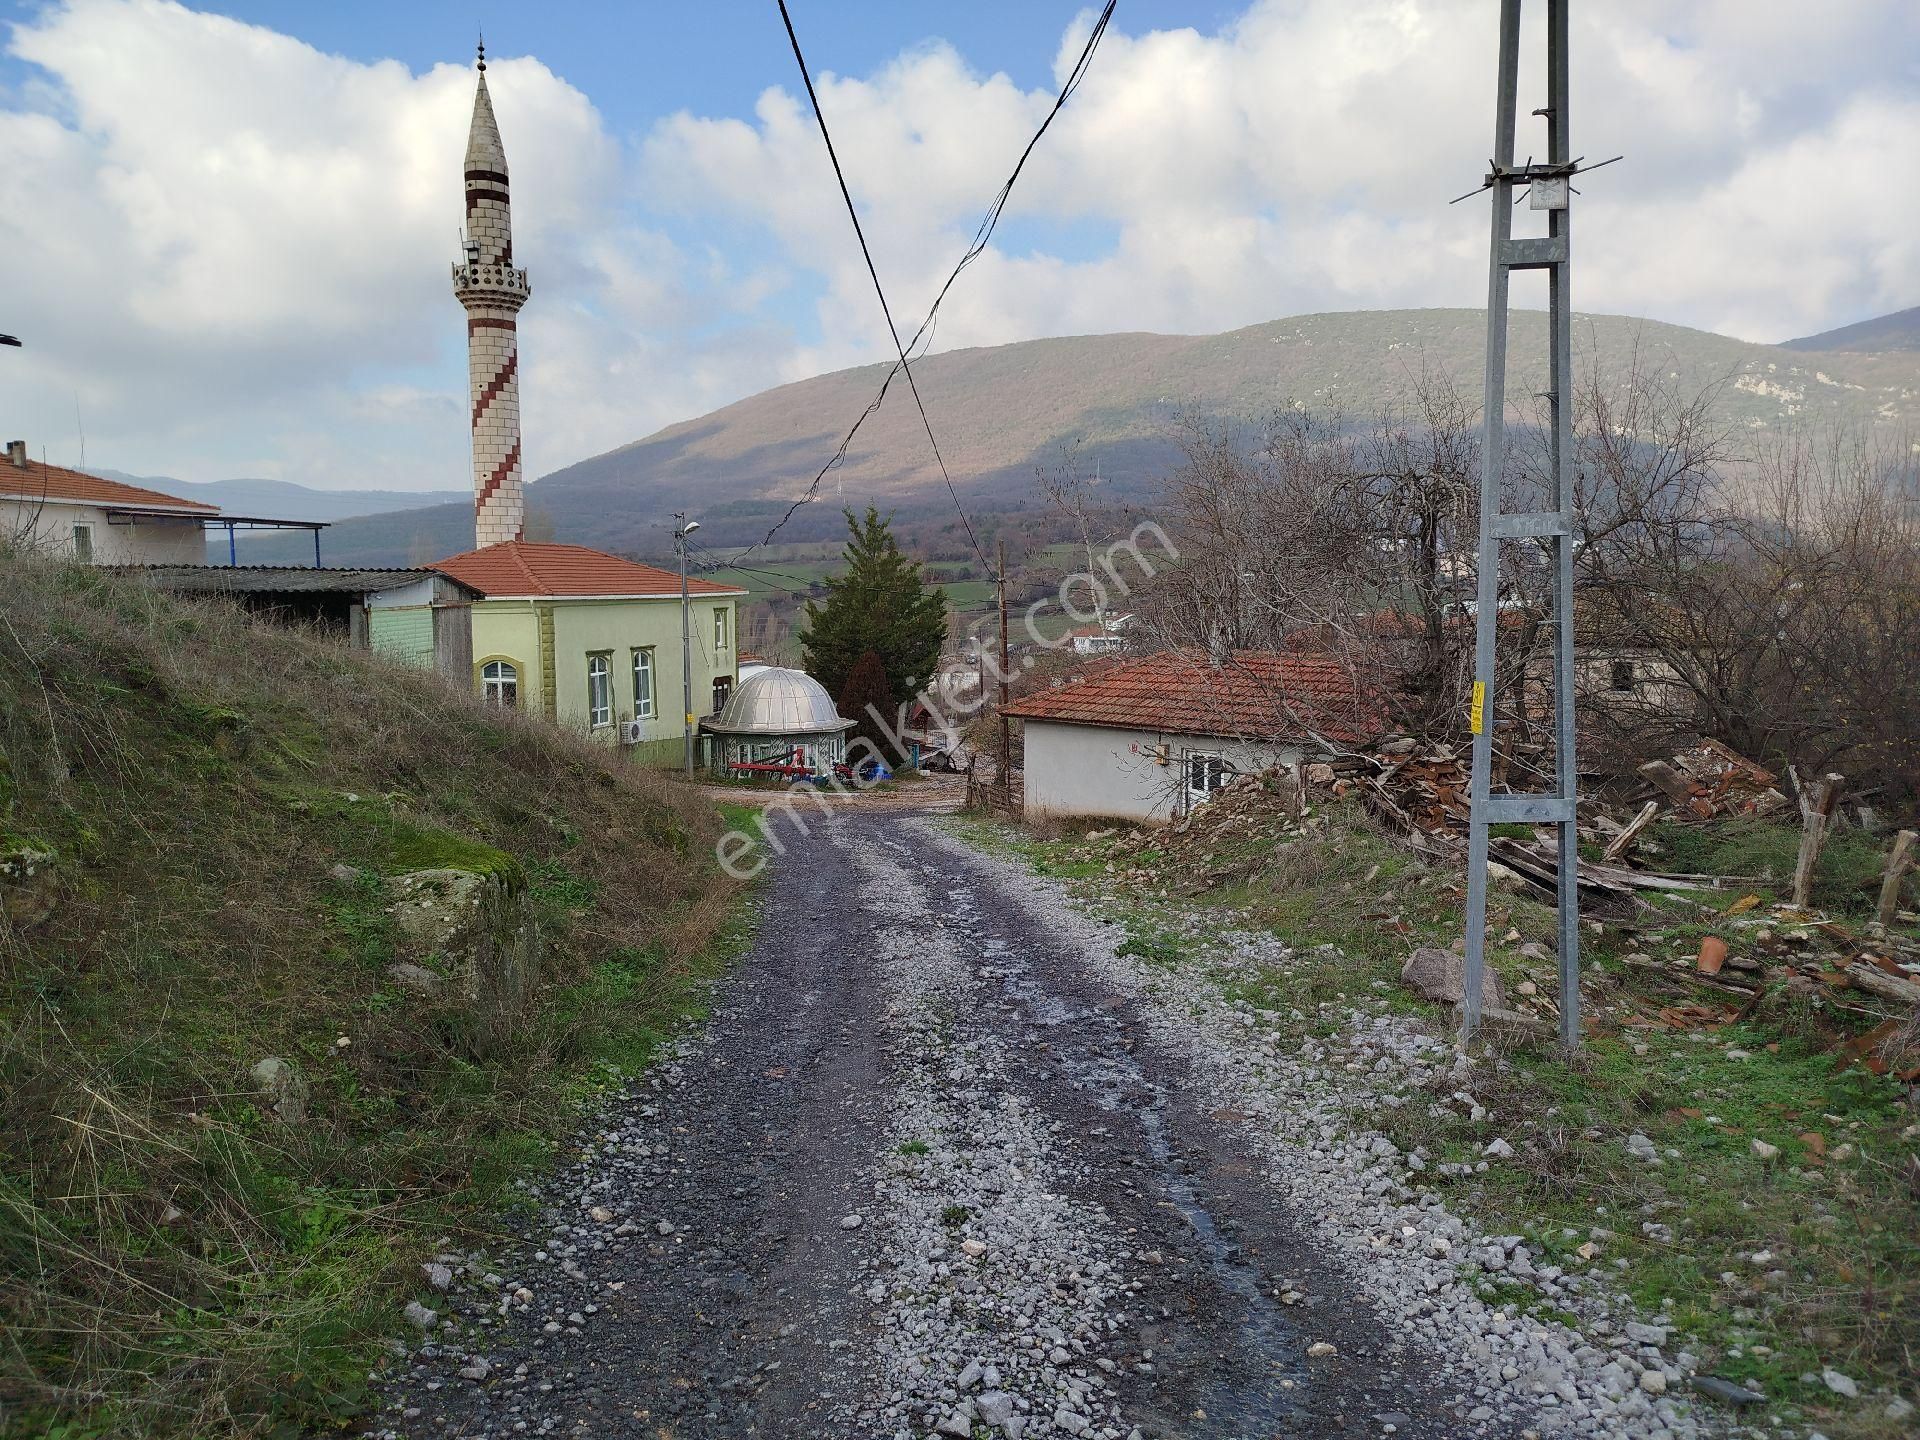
<box><xmin>1779</xmin><ymin>304</ymin><xmax>1920</xmax><ymax>354</ymax></box>
<box><xmin>94</xmin><ymin>473</ymin><xmax>466</xmax><ymax>524</ymax></box>
<box><xmin>244</xmin><ymin>307</ymin><xmax>1920</xmax><ymax>566</ymax></box>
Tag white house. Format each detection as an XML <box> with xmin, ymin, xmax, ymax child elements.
<box><xmin>1</xmin><ymin>445</ymin><xmax>217</xmax><ymax>565</ymax></box>
<box><xmin>0</xmin><ymin>443</ymin><xmax>326</xmax><ymax>564</ymax></box>
<box><xmin>1064</xmin><ymin>612</ymin><xmax>1135</xmax><ymax>656</ymax></box>
<box><xmin>1003</xmin><ymin>649</ymin><xmax>1381</xmax><ymax>823</ymax></box>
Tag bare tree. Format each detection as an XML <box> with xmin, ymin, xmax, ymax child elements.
<box><xmin>1137</xmin><ymin>373</ymin><xmax>1552</xmax><ymax>740</ymax></box>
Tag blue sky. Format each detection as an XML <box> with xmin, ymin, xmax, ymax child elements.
<box><xmin>2</xmin><ymin>0</ymin><xmax>1915</xmax><ymax>492</ymax></box>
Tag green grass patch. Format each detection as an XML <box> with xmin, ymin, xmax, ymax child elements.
<box><xmin>0</xmin><ymin>550</ymin><xmax>758</xmax><ymax>1439</ymax></box>
<box><xmin>1649</xmin><ymin>817</ymin><xmax>1886</xmax><ymax>915</ymax></box>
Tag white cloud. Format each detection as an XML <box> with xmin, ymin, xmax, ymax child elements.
<box><xmin>2</xmin><ymin>0</ymin><xmax>1915</xmax><ymax>495</ymax></box>
<box><xmin>647</xmin><ymin>0</ymin><xmax>1920</xmax><ymax>370</ymax></box>
<box><xmin>0</xmin><ymin>0</ymin><xmax>767</xmax><ymax>488</ymax></box>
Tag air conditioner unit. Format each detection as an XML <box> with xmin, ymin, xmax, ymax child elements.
<box><xmin>618</xmin><ymin>719</ymin><xmax>646</xmax><ymax>745</ymax></box>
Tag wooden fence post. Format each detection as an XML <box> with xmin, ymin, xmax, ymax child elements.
<box><xmin>1876</xmin><ymin>829</ymin><xmax>1917</xmax><ymax>928</ymax></box>
<box><xmin>1789</xmin><ymin>773</ymin><xmax>1846</xmax><ymax>909</ymax></box>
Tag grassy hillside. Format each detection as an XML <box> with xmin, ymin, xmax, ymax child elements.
<box><xmin>0</xmin><ymin>552</ymin><xmax>750</xmax><ymax>1437</ymax></box>
<box><xmin>1781</xmin><ymin>304</ymin><xmax>1920</xmax><ymax>354</ymax></box>
<box><xmin>267</xmin><ymin>307</ymin><xmax>1920</xmax><ymax>567</ymax></box>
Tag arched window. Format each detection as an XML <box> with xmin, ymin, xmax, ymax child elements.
<box><xmin>632</xmin><ymin>647</ymin><xmax>656</xmax><ymax>718</ymax></box>
<box><xmin>586</xmin><ymin>653</ymin><xmax>613</xmax><ymax>729</ymax></box>
<box><xmin>481</xmin><ymin>659</ymin><xmax>519</xmax><ymax>708</ymax></box>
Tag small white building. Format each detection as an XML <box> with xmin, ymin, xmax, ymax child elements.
<box><xmin>701</xmin><ymin>666</ymin><xmax>855</xmax><ymax>777</ymax></box>
<box><xmin>0</xmin><ymin>443</ymin><xmax>325</xmax><ymax>564</ymax></box>
<box><xmin>1</xmin><ymin>446</ymin><xmax>216</xmax><ymax>565</ymax></box>
<box><xmin>1003</xmin><ymin>650</ymin><xmax>1381</xmax><ymax>823</ymax></box>
<box><xmin>1064</xmin><ymin>612</ymin><xmax>1135</xmax><ymax>656</ymax></box>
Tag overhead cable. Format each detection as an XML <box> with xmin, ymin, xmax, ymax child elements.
<box><xmin>743</xmin><ymin>0</ymin><xmax>1118</xmax><ymax>574</ymax></box>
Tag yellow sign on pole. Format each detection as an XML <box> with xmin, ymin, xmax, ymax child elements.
<box><xmin>1469</xmin><ymin>680</ymin><xmax>1486</xmax><ymax>736</ymax></box>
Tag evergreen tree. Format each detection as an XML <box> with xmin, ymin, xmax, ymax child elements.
<box><xmin>836</xmin><ymin>649</ymin><xmax>894</xmax><ymax>755</ymax></box>
<box><xmin>800</xmin><ymin>508</ymin><xmax>946</xmax><ymax>719</ymax></box>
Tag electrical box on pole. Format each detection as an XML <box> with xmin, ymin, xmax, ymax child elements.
<box><xmin>1461</xmin><ymin>0</ymin><xmax>1586</xmax><ymax>1050</ymax></box>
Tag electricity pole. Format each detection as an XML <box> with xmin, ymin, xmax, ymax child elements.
<box><xmin>997</xmin><ymin>537</ymin><xmax>1011</xmax><ymax>794</ymax></box>
<box><xmin>1462</xmin><ymin>0</ymin><xmax>1584</xmax><ymax>1049</ymax></box>
<box><xmin>675</xmin><ymin>514</ymin><xmax>700</xmax><ymax>777</ymax></box>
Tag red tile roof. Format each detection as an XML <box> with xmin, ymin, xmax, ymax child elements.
<box><xmin>433</xmin><ymin>540</ymin><xmax>747</xmax><ymax>599</ymax></box>
<box><xmin>0</xmin><ymin>457</ymin><xmax>218</xmax><ymax>513</ymax></box>
<box><xmin>1002</xmin><ymin>649</ymin><xmax>1384</xmax><ymax>746</ymax></box>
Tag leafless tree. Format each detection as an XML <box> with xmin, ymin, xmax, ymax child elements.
<box><xmin>1138</xmin><ymin>374</ymin><xmax>1551</xmax><ymax>739</ymax></box>
<box><xmin>1137</xmin><ymin>348</ymin><xmax>1920</xmax><ymax>809</ymax></box>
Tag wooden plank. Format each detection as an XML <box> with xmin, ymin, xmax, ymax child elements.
<box><xmin>1638</xmin><ymin>760</ymin><xmax>1698</xmax><ymax>807</ymax></box>
<box><xmin>1790</xmin><ymin>773</ymin><xmax>1846</xmax><ymax>909</ymax></box>
<box><xmin>1601</xmin><ymin>801</ymin><xmax>1661</xmax><ymax>864</ymax></box>
<box><xmin>1876</xmin><ymin>829</ymin><xmax>1918</xmax><ymax>929</ymax></box>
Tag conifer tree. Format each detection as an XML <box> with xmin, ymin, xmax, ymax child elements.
<box><xmin>836</xmin><ymin>649</ymin><xmax>894</xmax><ymax>755</ymax></box>
<box><xmin>799</xmin><ymin>508</ymin><xmax>946</xmax><ymax>719</ymax></box>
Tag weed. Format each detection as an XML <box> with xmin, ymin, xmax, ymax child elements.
<box><xmin>0</xmin><ymin>550</ymin><xmax>755</xmax><ymax>1438</ymax></box>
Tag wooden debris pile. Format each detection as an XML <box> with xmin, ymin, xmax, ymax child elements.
<box><xmin>1350</xmin><ymin>739</ymin><xmax>1471</xmax><ymax>835</ymax></box>
<box><xmin>1615</xmin><ymin>903</ymin><xmax>1920</xmax><ymax>1077</ymax></box>
<box><xmin>1636</xmin><ymin>738</ymin><xmax>1789</xmax><ymax>821</ymax></box>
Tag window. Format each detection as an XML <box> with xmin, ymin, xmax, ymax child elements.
<box><xmin>480</xmin><ymin>659</ymin><xmax>519</xmax><ymax>708</ymax></box>
<box><xmin>70</xmin><ymin>523</ymin><xmax>93</xmax><ymax>563</ymax></box>
<box><xmin>713</xmin><ymin>607</ymin><xmax>730</xmax><ymax>653</ymax></box>
<box><xmin>632</xmin><ymin>647</ymin><xmax>655</xmax><ymax>718</ymax></box>
<box><xmin>586</xmin><ymin>653</ymin><xmax>613</xmax><ymax>728</ymax></box>
<box><xmin>1609</xmin><ymin>658</ymin><xmax>1637</xmax><ymax>693</ymax></box>
<box><xmin>1185</xmin><ymin>751</ymin><xmax>1233</xmax><ymax>808</ymax></box>
<box><xmin>711</xmin><ymin>674</ymin><xmax>733</xmax><ymax>715</ymax></box>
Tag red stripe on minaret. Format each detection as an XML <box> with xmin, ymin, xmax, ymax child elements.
<box><xmin>472</xmin><ymin>352</ymin><xmax>518</xmax><ymax>426</ymax></box>
<box><xmin>476</xmin><ymin>441</ymin><xmax>521</xmax><ymax>510</ymax></box>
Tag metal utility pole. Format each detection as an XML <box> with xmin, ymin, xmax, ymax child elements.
<box><xmin>675</xmin><ymin>514</ymin><xmax>700</xmax><ymax>776</ymax></box>
<box><xmin>997</xmin><ymin>538</ymin><xmax>1011</xmax><ymax>792</ymax></box>
<box><xmin>1462</xmin><ymin>0</ymin><xmax>1582</xmax><ymax>1049</ymax></box>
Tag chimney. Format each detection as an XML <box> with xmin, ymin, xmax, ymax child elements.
<box><xmin>6</xmin><ymin>440</ymin><xmax>25</xmax><ymax>469</ymax></box>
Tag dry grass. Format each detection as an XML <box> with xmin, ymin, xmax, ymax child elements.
<box><xmin>0</xmin><ymin>552</ymin><xmax>746</xmax><ymax>1437</ymax></box>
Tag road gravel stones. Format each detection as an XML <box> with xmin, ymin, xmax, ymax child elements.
<box><xmin>369</xmin><ymin>810</ymin><xmax>1753</xmax><ymax>1439</ymax></box>
<box><xmin>851</xmin><ymin>843</ymin><xmax>1141</xmax><ymax>1439</ymax></box>
<box><xmin>910</xmin><ymin>818</ymin><xmax>1722</xmax><ymax>1440</ymax></box>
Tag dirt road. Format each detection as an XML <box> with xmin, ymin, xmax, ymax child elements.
<box><xmin>373</xmin><ymin>809</ymin><xmax>1693</xmax><ymax>1439</ymax></box>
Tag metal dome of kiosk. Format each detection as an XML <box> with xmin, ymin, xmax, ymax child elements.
<box><xmin>700</xmin><ymin>667</ymin><xmax>856</xmax><ymax>780</ymax></box>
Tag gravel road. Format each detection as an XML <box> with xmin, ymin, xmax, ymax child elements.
<box><xmin>371</xmin><ymin>808</ymin><xmax>1720</xmax><ymax>1440</ymax></box>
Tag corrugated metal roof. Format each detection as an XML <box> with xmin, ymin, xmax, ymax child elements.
<box><xmin>115</xmin><ymin>565</ymin><xmax>474</xmax><ymax>596</ymax></box>
<box><xmin>1002</xmin><ymin>649</ymin><xmax>1383</xmax><ymax>745</ymax></box>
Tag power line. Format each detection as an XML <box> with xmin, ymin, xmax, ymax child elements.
<box><xmin>743</xmin><ymin>0</ymin><xmax>1117</xmax><ymax>573</ymax></box>
<box><xmin>774</xmin><ymin>0</ymin><xmax>985</xmax><ymax>573</ymax></box>
<box><xmin>685</xmin><ymin>539</ymin><xmax>819</xmax><ymax>598</ymax></box>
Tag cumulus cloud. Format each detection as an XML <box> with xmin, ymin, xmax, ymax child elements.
<box><xmin>2</xmin><ymin>0</ymin><xmax>1914</xmax><ymax>492</ymax></box>
<box><xmin>0</xmin><ymin>0</ymin><xmax>768</xmax><ymax>487</ymax></box>
<box><xmin>647</xmin><ymin>0</ymin><xmax>1920</xmax><ymax>371</ymax></box>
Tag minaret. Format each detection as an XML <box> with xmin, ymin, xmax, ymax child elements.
<box><xmin>453</xmin><ymin>39</ymin><xmax>530</xmax><ymax>547</ymax></box>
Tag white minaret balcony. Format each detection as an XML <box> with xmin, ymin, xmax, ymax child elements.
<box><xmin>452</xmin><ymin>262</ymin><xmax>531</xmax><ymax>307</ymax></box>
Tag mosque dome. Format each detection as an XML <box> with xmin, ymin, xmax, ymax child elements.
<box><xmin>703</xmin><ymin>667</ymin><xmax>855</xmax><ymax>736</ymax></box>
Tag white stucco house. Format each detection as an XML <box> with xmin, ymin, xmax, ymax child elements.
<box><xmin>1003</xmin><ymin>649</ymin><xmax>1381</xmax><ymax>824</ymax></box>
<box><xmin>1064</xmin><ymin>612</ymin><xmax>1135</xmax><ymax>656</ymax></box>
<box><xmin>0</xmin><ymin>443</ymin><xmax>325</xmax><ymax>564</ymax></box>
<box><xmin>1</xmin><ymin>446</ymin><xmax>218</xmax><ymax>565</ymax></box>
